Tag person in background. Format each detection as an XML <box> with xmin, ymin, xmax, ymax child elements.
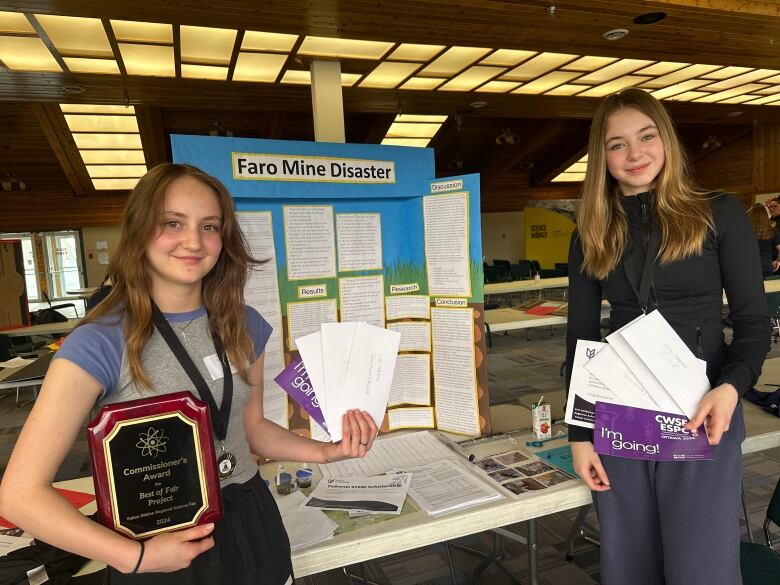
<box><xmin>85</xmin><ymin>275</ymin><xmax>112</xmax><ymax>313</ymax></box>
<box><xmin>0</xmin><ymin>163</ymin><xmax>378</xmax><ymax>584</ymax></box>
<box><xmin>766</xmin><ymin>196</ymin><xmax>780</xmax><ymax>227</ymax></box>
<box><xmin>566</xmin><ymin>88</ymin><xmax>769</xmax><ymax>585</ymax></box>
<box><xmin>766</xmin><ymin>197</ymin><xmax>780</xmax><ymax>272</ymax></box>
<box><xmin>748</xmin><ymin>203</ymin><xmax>780</xmax><ymax>278</ymax></box>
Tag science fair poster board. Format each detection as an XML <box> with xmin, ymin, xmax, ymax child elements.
<box><xmin>171</xmin><ymin>135</ymin><xmax>490</xmax><ymax>437</ymax></box>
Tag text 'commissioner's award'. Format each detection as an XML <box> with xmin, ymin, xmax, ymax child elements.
<box><xmin>87</xmin><ymin>391</ymin><xmax>222</xmax><ymax>539</ymax></box>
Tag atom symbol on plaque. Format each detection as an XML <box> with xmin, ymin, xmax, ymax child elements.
<box><xmin>136</xmin><ymin>427</ymin><xmax>169</xmax><ymax>458</ymax></box>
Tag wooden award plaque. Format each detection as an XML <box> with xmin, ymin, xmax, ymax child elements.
<box><xmin>87</xmin><ymin>391</ymin><xmax>223</xmax><ymax>540</ymax></box>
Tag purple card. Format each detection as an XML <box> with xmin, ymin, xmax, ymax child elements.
<box><xmin>593</xmin><ymin>402</ymin><xmax>712</xmax><ymax>461</ymax></box>
<box><xmin>274</xmin><ymin>356</ymin><xmax>328</xmax><ymax>432</ymax></box>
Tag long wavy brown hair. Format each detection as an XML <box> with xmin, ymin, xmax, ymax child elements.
<box><xmin>577</xmin><ymin>88</ymin><xmax>714</xmax><ymax>279</ymax></box>
<box><xmin>749</xmin><ymin>203</ymin><xmax>774</xmax><ymax>240</ymax></box>
<box><xmin>83</xmin><ymin>163</ymin><xmax>264</xmax><ymax>389</ymax></box>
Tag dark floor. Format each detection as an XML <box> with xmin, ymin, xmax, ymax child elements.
<box><xmin>2</xmin><ymin>301</ymin><xmax>779</xmax><ymax>584</ymax></box>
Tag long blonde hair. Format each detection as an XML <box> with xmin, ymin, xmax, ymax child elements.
<box><xmin>83</xmin><ymin>163</ymin><xmax>264</xmax><ymax>389</ymax></box>
<box><xmin>748</xmin><ymin>203</ymin><xmax>773</xmax><ymax>240</ymax></box>
<box><xmin>577</xmin><ymin>89</ymin><xmax>713</xmax><ymax>279</ymax></box>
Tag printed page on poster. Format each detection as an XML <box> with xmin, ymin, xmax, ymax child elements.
<box><xmin>388</xmin><ymin>406</ymin><xmax>435</xmax><ymax>430</ymax></box>
<box><xmin>336</xmin><ymin>213</ymin><xmax>383</xmax><ymax>272</ymax></box>
<box><xmin>423</xmin><ymin>192</ymin><xmax>471</xmax><ymax>296</ymax></box>
<box><xmin>287</xmin><ymin>299</ymin><xmax>338</xmax><ymax>351</ymax></box>
<box><xmin>238</xmin><ymin>211</ymin><xmax>288</xmax><ymax>427</ymax></box>
<box><xmin>386</xmin><ymin>295</ymin><xmax>431</xmax><ymax>321</ymax></box>
<box><xmin>339</xmin><ymin>275</ymin><xmax>385</xmax><ymax>327</ymax></box>
<box><xmin>431</xmin><ymin>308</ymin><xmax>480</xmax><ymax>436</ymax></box>
<box><xmin>387</xmin><ymin>321</ymin><xmax>431</xmax><ymax>352</ymax></box>
<box><xmin>283</xmin><ymin>205</ymin><xmax>337</xmax><ymax>280</ymax></box>
<box><xmin>388</xmin><ymin>354</ymin><xmax>431</xmax><ymax>406</ymax></box>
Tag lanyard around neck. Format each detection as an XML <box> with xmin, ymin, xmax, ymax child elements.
<box><xmin>150</xmin><ymin>302</ymin><xmax>232</xmax><ymax>442</ymax></box>
<box><xmin>622</xmin><ymin>215</ymin><xmax>661</xmax><ymax>313</ymax></box>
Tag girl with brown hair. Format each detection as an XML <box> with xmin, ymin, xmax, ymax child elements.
<box><xmin>747</xmin><ymin>202</ymin><xmax>780</xmax><ymax>277</ymax></box>
<box><xmin>0</xmin><ymin>163</ymin><xmax>377</xmax><ymax>584</ymax></box>
<box><xmin>566</xmin><ymin>89</ymin><xmax>769</xmax><ymax>584</ymax></box>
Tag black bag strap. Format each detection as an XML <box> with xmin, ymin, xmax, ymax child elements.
<box><xmin>150</xmin><ymin>303</ymin><xmax>232</xmax><ymax>441</ymax></box>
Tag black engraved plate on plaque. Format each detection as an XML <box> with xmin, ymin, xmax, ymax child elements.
<box><xmin>108</xmin><ymin>414</ymin><xmax>205</xmax><ymax>536</ymax></box>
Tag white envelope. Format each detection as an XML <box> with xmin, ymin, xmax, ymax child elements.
<box><xmin>333</xmin><ymin>322</ymin><xmax>401</xmax><ymax>442</ymax></box>
<box><xmin>321</xmin><ymin>322</ymin><xmax>358</xmax><ymax>437</ymax></box>
<box><xmin>564</xmin><ymin>340</ymin><xmax>621</xmax><ymax>429</ymax></box>
<box><xmin>605</xmin><ymin>314</ymin><xmax>683</xmax><ymax>415</ymax></box>
<box><xmin>618</xmin><ymin>310</ymin><xmax>710</xmax><ymax>418</ymax></box>
<box><xmin>584</xmin><ymin>344</ymin><xmax>660</xmax><ymax>410</ymax></box>
<box><xmin>295</xmin><ymin>330</ymin><xmax>328</xmax><ymax>416</ymax></box>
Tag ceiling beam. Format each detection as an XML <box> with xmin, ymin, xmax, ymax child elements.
<box><xmin>2</xmin><ymin>72</ymin><xmax>776</xmax><ymax>124</ymax></box>
<box><xmin>531</xmin><ymin>126</ymin><xmax>589</xmax><ymax>185</ymax></box>
<box><xmin>24</xmin><ymin>14</ymin><xmax>70</xmax><ymax>74</ymax></box>
<box><xmin>480</xmin><ymin>119</ymin><xmax>570</xmax><ymax>189</ymax></box>
<box><xmin>102</xmin><ymin>18</ymin><xmax>128</xmax><ymax>77</ymax></box>
<box><xmin>362</xmin><ymin>114</ymin><xmax>395</xmax><ymax>144</ymax></box>
<box><xmin>227</xmin><ymin>30</ymin><xmax>244</xmax><ymax>81</ymax></box>
<box><xmin>135</xmin><ymin>106</ymin><xmax>168</xmax><ymax>168</ymax></box>
<box><xmin>652</xmin><ymin>0</ymin><xmax>780</xmax><ymax>17</ymax></box>
<box><xmin>30</xmin><ymin>103</ymin><xmax>94</xmax><ymax>197</ymax></box>
<box><xmin>261</xmin><ymin>111</ymin><xmax>286</xmax><ymax>139</ymax></box>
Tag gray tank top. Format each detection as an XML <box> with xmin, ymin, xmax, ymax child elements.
<box><xmin>101</xmin><ymin>315</ymin><xmax>257</xmax><ymax>487</ymax></box>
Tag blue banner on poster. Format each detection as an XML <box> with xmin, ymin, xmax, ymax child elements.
<box><xmin>170</xmin><ymin>135</ymin><xmax>483</xmax><ymax>304</ymax></box>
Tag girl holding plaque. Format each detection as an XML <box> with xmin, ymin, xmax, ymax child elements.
<box><xmin>0</xmin><ymin>163</ymin><xmax>379</xmax><ymax>583</ymax></box>
<box><xmin>565</xmin><ymin>89</ymin><xmax>769</xmax><ymax>584</ymax></box>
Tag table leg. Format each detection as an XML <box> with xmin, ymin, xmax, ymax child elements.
<box><xmin>444</xmin><ymin>541</ymin><xmax>459</xmax><ymax>585</ymax></box>
<box><xmin>471</xmin><ymin>531</ymin><xmax>502</xmax><ymax>583</ymax></box>
<box><xmin>527</xmin><ymin>518</ymin><xmax>538</xmax><ymax>585</ymax></box>
<box><xmin>342</xmin><ymin>565</ymin><xmax>382</xmax><ymax>585</ymax></box>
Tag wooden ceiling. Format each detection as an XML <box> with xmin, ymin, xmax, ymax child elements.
<box><xmin>2</xmin><ymin>1</ymin><xmax>780</xmax><ymax>230</ymax></box>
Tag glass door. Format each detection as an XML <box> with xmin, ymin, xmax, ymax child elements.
<box><xmin>0</xmin><ymin>232</ymin><xmax>40</xmax><ymax>302</ymax></box>
<box><xmin>42</xmin><ymin>230</ymin><xmax>84</xmax><ymax>300</ymax></box>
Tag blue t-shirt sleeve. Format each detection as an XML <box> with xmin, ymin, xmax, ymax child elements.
<box><xmin>53</xmin><ymin>319</ymin><xmax>124</xmax><ymax>397</ymax></box>
<box><xmin>245</xmin><ymin>305</ymin><xmax>273</xmax><ymax>361</ymax></box>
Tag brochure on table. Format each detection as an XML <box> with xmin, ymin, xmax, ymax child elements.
<box><xmin>172</xmin><ymin>135</ymin><xmax>491</xmax><ymax>438</ymax></box>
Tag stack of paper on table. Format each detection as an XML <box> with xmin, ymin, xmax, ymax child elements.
<box><xmin>401</xmin><ymin>460</ymin><xmax>502</xmax><ymax>516</ymax></box>
<box><xmin>274</xmin><ymin>321</ymin><xmax>401</xmax><ymax>442</ymax></box>
<box><xmin>319</xmin><ymin>432</ymin><xmax>502</xmax><ymax>516</ymax></box>
<box><xmin>565</xmin><ymin>310</ymin><xmax>713</xmax><ymax>461</ymax></box>
<box><xmin>275</xmin><ymin>491</ymin><xmax>339</xmax><ymax>551</ymax></box>
<box><xmin>319</xmin><ymin>430</ymin><xmax>459</xmax><ymax>479</ymax></box>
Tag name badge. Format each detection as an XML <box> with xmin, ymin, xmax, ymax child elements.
<box><xmin>203</xmin><ymin>353</ymin><xmax>238</xmax><ymax>380</ymax></box>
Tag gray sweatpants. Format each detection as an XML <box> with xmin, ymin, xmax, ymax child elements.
<box><xmin>595</xmin><ymin>403</ymin><xmax>744</xmax><ymax>585</ymax></box>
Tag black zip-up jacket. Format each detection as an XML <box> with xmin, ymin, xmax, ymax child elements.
<box><xmin>565</xmin><ymin>191</ymin><xmax>771</xmax><ymax>442</ymax></box>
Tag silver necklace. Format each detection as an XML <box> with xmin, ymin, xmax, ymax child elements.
<box><xmin>173</xmin><ymin>316</ymin><xmax>198</xmax><ymax>342</ymax></box>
